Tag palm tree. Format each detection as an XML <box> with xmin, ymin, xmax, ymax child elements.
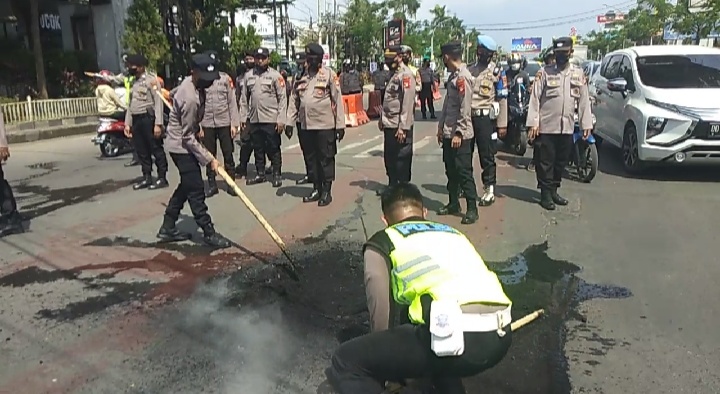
<box><xmin>386</xmin><ymin>0</ymin><xmax>420</xmax><ymax>19</ymax></box>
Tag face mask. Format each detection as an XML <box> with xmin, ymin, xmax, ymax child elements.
<box><xmin>128</xmin><ymin>68</ymin><xmax>139</xmax><ymax>76</ymax></box>
<box><xmin>194</xmin><ymin>79</ymin><xmax>213</xmax><ymax>89</ymax></box>
<box><xmin>511</xmin><ymin>63</ymin><xmax>520</xmax><ymax>71</ymax></box>
<box><xmin>477</xmin><ymin>54</ymin><xmax>491</xmax><ymax>65</ymax></box>
<box><xmin>306</xmin><ymin>57</ymin><xmax>321</xmax><ymax>69</ymax></box>
<box><xmin>555</xmin><ymin>53</ymin><xmax>569</xmax><ymax>65</ymax></box>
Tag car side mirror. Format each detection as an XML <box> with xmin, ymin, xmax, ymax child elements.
<box><xmin>607</xmin><ymin>78</ymin><xmax>628</xmax><ymax>92</ymax></box>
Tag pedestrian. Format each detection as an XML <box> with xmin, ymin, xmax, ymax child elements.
<box><xmin>235</xmin><ymin>50</ymin><xmax>256</xmax><ymax>179</ymax></box>
<box><xmin>123</xmin><ymin>54</ymin><xmax>169</xmax><ymax>190</ymax></box>
<box><xmin>238</xmin><ymin>47</ymin><xmax>287</xmax><ymax>188</ymax></box>
<box><xmin>286</xmin><ymin>43</ymin><xmax>345</xmax><ymax>207</ymax></box>
<box><xmin>527</xmin><ymin>49</ymin><xmax>556</xmax><ymax>173</ymax></box>
<box><xmin>326</xmin><ymin>183</ymin><xmax>513</xmax><ymax>394</ymax></box>
<box><xmin>436</xmin><ymin>41</ymin><xmax>479</xmax><ymax>224</ymax></box>
<box><xmin>376</xmin><ymin>45</ymin><xmax>416</xmax><ymax>196</ymax></box>
<box><xmin>527</xmin><ymin>37</ymin><xmax>593</xmax><ymax>210</ymax></box>
<box><xmin>418</xmin><ymin>58</ymin><xmax>436</xmax><ymax>119</ymax></box>
<box><xmin>0</xmin><ymin>111</ymin><xmax>23</xmax><ymax>237</ymax></box>
<box><xmin>157</xmin><ymin>53</ymin><xmax>231</xmax><ymax>248</ymax></box>
<box><xmin>291</xmin><ymin>51</ymin><xmax>314</xmax><ymax>186</ymax></box>
<box><xmin>468</xmin><ymin>35</ymin><xmax>508</xmax><ymax>207</ymax></box>
<box><xmin>199</xmin><ymin>50</ymin><xmax>241</xmax><ymax>198</ymax></box>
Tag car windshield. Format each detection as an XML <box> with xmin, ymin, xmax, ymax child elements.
<box><xmin>525</xmin><ymin>62</ymin><xmax>541</xmax><ymax>77</ymax></box>
<box><xmin>636</xmin><ymin>54</ymin><xmax>720</xmax><ymax>88</ymax></box>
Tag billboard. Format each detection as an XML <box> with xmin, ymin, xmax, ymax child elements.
<box><xmin>511</xmin><ymin>37</ymin><xmax>542</xmax><ymax>53</ymax></box>
<box><xmin>597</xmin><ymin>13</ymin><xmax>626</xmax><ymax>23</ymax></box>
<box><xmin>385</xmin><ymin>19</ymin><xmax>404</xmax><ymax>47</ymax></box>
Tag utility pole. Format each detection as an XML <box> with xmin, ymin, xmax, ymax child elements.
<box><xmin>272</xmin><ymin>0</ymin><xmax>279</xmax><ymax>52</ymax></box>
<box><xmin>284</xmin><ymin>1</ymin><xmax>290</xmax><ymax>59</ymax></box>
<box><xmin>332</xmin><ymin>0</ymin><xmax>337</xmax><ymax>61</ymax></box>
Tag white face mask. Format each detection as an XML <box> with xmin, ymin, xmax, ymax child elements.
<box><xmin>511</xmin><ymin>63</ymin><xmax>520</xmax><ymax>71</ymax></box>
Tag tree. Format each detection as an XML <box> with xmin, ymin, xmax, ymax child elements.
<box><xmin>386</xmin><ymin>0</ymin><xmax>421</xmax><ymax>19</ymax></box>
<box><xmin>123</xmin><ymin>0</ymin><xmax>171</xmax><ymax>72</ymax></box>
<box><xmin>671</xmin><ymin>0</ymin><xmax>720</xmax><ymax>44</ymax></box>
<box><xmin>341</xmin><ymin>0</ymin><xmax>386</xmax><ymax>63</ymax></box>
<box><xmin>269</xmin><ymin>51</ymin><xmax>282</xmax><ymax>68</ymax></box>
<box><xmin>297</xmin><ymin>29</ymin><xmax>319</xmax><ymax>48</ymax></box>
<box><xmin>29</xmin><ymin>0</ymin><xmax>47</xmax><ymax>98</ymax></box>
<box><xmin>623</xmin><ymin>0</ymin><xmax>673</xmax><ymax>44</ymax></box>
<box><xmin>228</xmin><ymin>24</ymin><xmax>262</xmax><ymax>69</ymax></box>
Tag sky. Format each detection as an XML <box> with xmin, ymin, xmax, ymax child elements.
<box><xmin>288</xmin><ymin>0</ymin><xmax>639</xmax><ymax>49</ymax></box>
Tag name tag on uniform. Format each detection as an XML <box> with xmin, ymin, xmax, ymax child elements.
<box><xmin>472</xmin><ymin>109</ymin><xmax>490</xmax><ymax>117</ymax></box>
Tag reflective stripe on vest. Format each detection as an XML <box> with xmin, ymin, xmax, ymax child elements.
<box><xmin>123</xmin><ymin>76</ymin><xmax>134</xmax><ymax>105</ymax></box>
<box><xmin>384</xmin><ymin>220</ymin><xmax>512</xmax><ymax>325</ymax></box>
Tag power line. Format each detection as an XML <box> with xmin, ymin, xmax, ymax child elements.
<box><xmin>465</xmin><ymin>1</ymin><xmax>636</xmax><ymax>27</ymax></box>
<box><xmin>465</xmin><ymin>6</ymin><xmax>634</xmax><ymax>31</ymax></box>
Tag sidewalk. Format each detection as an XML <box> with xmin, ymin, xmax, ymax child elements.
<box><xmin>6</xmin><ymin>116</ymin><xmax>98</xmax><ymax>144</ymax></box>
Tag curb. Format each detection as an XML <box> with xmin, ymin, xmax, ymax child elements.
<box><xmin>8</xmin><ymin>123</ymin><xmax>97</xmax><ymax>144</ymax></box>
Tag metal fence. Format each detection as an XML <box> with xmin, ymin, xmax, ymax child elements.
<box><xmin>1</xmin><ymin>97</ymin><xmax>99</xmax><ymax>125</ymax></box>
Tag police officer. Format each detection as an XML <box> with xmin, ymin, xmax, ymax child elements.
<box><xmin>199</xmin><ymin>50</ymin><xmax>240</xmax><ymax>198</ymax></box>
<box><xmin>0</xmin><ymin>111</ymin><xmax>23</xmax><ymax>237</ymax></box>
<box><xmin>289</xmin><ymin>51</ymin><xmax>313</xmax><ymax>185</ymax></box>
<box><xmin>527</xmin><ymin>37</ymin><xmax>593</xmax><ymax>210</ymax></box>
<box><xmin>376</xmin><ymin>45</ymin><xmax>416</xmax><ymax>196</ymax></box>
<box><xmin>418</xmin><ymin>58</ymin><xmax>436</xmax><ymax>119</ymax></box>
<box><xmin>339</xmin><ymin>60</ymin><xmax>362</xmax><ymax>95</ymax></box>
<box><xmin>286</xmin><ymin>43</ymin><xmax>345</xmax><ymax>207</ymax></box>
<box><xmin>436</xmin><ymin>41</ymin><xmax>478</xmax><ymax>225</ymax></box>
<box><xmin>372</xmin><ymin>64</ymin><xmax>390</xmax><ymax>105</ymax></box>
<box><xmin>239</xmin><ymin>47</ymin><xmax>287</xmax><ymax>187</ymax></box>
<box><xmin>326</xmin><ymin>183</ymin><xmax>513</xmax><ymax>394</ymax></box>
<box><xmin>235</xmin><ymin>50</ymin><xmax>256</xmax><ymax>179</ymax></box>
<box><xmin>123</xmin><ymin>54</ymin><xmax>169</xmax><ymax>190</ymax></box>
<box><xmin>526</xmin><ymin>49</ymin><xmax>556</xmax><ymax>173</ymax></box>
<box><xmin>103</xmin><ymin>55</ymin><xmax>139</xmax><ymax>167</ymax></box>
<box><xmin>468</xmin><ymin>35</ymin><xmax>508</xmax><ymax>207</ymax></box>
<box><xmin>158</xmin><ymin>53</ymin><xmax>231</xmax><ymax>248</ymax></box>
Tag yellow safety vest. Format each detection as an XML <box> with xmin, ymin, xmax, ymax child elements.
<box><xmin>370</xmin><ymin>220</ymin><xmax>512</xmax><ymax>325</ymax></box>
<box><xmin>123</xmin><ymin>76</ymin><xmax>134</xmax><ymax>105</ymax></box>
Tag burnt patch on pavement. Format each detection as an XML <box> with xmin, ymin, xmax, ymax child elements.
<box><xmin>84</xmin><ymin>236</ymin><xmax>222</xmax><ymax>255</ymax></box>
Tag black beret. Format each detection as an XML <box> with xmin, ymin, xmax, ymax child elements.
<box><xmin>306</xmin><ymin>43</ymin><xmax>324</xmax><ymax>56</ymax></box>
<box><xmin>125</xmin><ymin>54</ymin><xmax>148</xmax><ymax>66</ymax></box>
<box><xmin>553</xmin><ymin>37</ymin><xmax>573</xmax><ymax>51</ymax></box>
<box><xmin>441</xmin><ymin>41</ymin><xmax>463</xmax><ymax>56</ymax></box>
<box><xmin>295</xmin><ymin>52</ymin><xmax>306</xmax><ymax>61</ymax></box>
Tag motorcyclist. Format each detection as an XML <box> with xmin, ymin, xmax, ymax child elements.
<box><xmin>506</xmin><ymin>53</ymin><xmax>530</xmax><ymax>89</ymax></box>
<box><xmin>95</xmin><ymin>70</ymin><xmax>126</xmax><ymax>121</ymax></box>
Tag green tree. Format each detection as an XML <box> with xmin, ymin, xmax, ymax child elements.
<box><xmin>671</xmin><ymin>0</ymin><xmax>720</xmax><ymax>43</ymax></box>
<box><xmin>386</xmin><ymin>0</ymin><xmax>421</xmax><ymax>19</ymax></box>
<box><xmin>228</xmin><ymin>24</ymin><xmax>262</xmax><ymax>68</ymax></box>
<box><xmin>342</xmin><ymin>0</ymin><xmax>387</xmax><ymax>63</ymax></box>
<box><xmin>269</xmin><ymin>51</ymin><xmax>282</xmax><ymax>68</ymax></box>
<box><xmin>297</xmin><ymin>29</ymin><xmax>320</xmax><ymax>48</ymax></box>
<box><xmin>623</xmin><ymin>0</ymin><xmax>673</xmax><ymax>44</ymax></box>
<box><xmin>123</xmin><ymin>0</ymin><xmax>170</xmax><ymax>71</ymax></box>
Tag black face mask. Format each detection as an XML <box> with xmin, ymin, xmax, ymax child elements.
<box><xmin>128</xmin><ymin>67</ymin><xmax>139</xmax><ymax>76</ymax></box>
<box><xmin>246</xmin><ymin>61</ymin><xmax>255</xmax><ymax>69</ymax></box>
<box><xmin>236</xmin><ymin>64</ymin><xmax>247</xmax><ymax>76</ymax></box>
<box><xmin>306</xmin><ymin>57</ymin><xmax>321</xmax><ymax>69</ymax></box>
<box><xmin>477</xmin><ymin>54</ymin><xmax>491</xmax><ymax>65</ymax></box>
<box><xmin>555</xmin><ymin>53</ymin><xmax>569</xmax><ymax>66</ymax></box>
<box><xmin>194</xmin><ymin>79</ymin><xmax>214</xmax><ymax>89</ymax></box>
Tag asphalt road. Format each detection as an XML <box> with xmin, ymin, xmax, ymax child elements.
<box><xmin>1</xmin><ymin>111</ymin><xmax>719</xmax><ymax>394</ymax></box>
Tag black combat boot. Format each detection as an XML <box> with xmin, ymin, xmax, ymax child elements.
<box><xmin>303</xmin><ymin>184</ymin><xmax>321</xmax><ymax>203</ymax></box>
<box><xmin>0</xmin><ymin>212</ymin><xmax>24</xmax><ymax>238</ymax></box>
<box><xmin>206</xmin><ymin>176</ymin><xmax>219</xmax><ymax>197</ymax></box>
<box><xmin>430</xmin><ymin>112</ymin><xmax>437</xmax><ymax>119</ymax></box>
<box><xmin>271</xmin><ymin>171</ymin><xmax>283</xmax><ymax>188</ymax></box>
<box><xmin>156</xmin><ymin>226</ymin><xmax>192</xmax><ymax>242</ymax></box>
<box><xmin>437</xmin><ymin>200</ymin><xmax>461</xmax><ymax>216</ymax></box>
<box><xmin>461</xmin><ymin>201</ymin><xmax>479</xmax><ymax>224</ymax></box>
<box><xmin>149</xmin><ymin>176</ymin><xmax>169</xmax><ymax>190</ymax></box>
<box><xmin>225</xmin><ymin>170</ymin><xmax>237</xmax><ymax>196</ymax></box>
<box><xmin>422</xmin><ymin>112</ymin><xmax>427</xmax><ymax>120</ymax></box>
<box><xmin>318</xmin><ymin>182</ymin><xmax>333</xmax><ymax>207</ymax></box>
<box><xmin>202</xmin><ymin>224</ymin><xmax>231</xmax><ymax>248</ymax></box>
<box><xmin>133</xmin><ymin>175</ymin><xmax>153</xmax><ymax>190</ymax></box>
<box><xmin>265</xmin><ymin>166</ymin><xmax>272</xmax><ymax>175</ymax></box>
<box><xmin>296</xmin><ymin>175</ymin><xmax>310</xmax><ymax>185</ymax></box>
<box><xmin>246</xmin><ymin>175</ymin><xmax>266</xmax><ymax>185</ymax></box>
<box><xmin>551</xmin><ymin>189</ymin><xmax>569</xmax><ymax>206</ymax></box>
<box><xmin>539</xmin><ymin>189</ymin><xmax>556</xmax><ymax>210</ymax></box>
<box><xmin>235</xmin><ymin>165</ymin><xmax>247</xmax><ymax>179</ymax></box>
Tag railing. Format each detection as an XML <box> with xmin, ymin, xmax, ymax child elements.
<box><xmin>1</xmin><ymin>97</ymin><xmax>99</xmax><ymax>125</ymax></box>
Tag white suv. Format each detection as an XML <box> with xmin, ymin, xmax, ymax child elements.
<box><xmin>590</xmin><ymin>45</ymin><xmax>720</xmax><ymax>173</ymax></box>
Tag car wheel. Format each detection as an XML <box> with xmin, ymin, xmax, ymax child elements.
<box><xmin>622</xmin><ymin>125</ymin><xmax>645</xmax><ymax>174</ymax></box>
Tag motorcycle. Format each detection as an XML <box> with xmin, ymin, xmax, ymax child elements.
<box><xmin>92</xmin><ymin>117</ymin><xmax>133</xmax><ymax>157</ymax></box>
<box><xmin>503</xmin><ymin>77</ymin><xmax>529</xmax><ymax>156</ymax></box>
<box><xmin>569</xmin><ymin>113</ymin><xmax>598</xmax><ymax>183</ymax></box>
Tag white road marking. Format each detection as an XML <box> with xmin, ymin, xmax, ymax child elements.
<box><xmin>338</xmin><ymin>135</ymin><xmax>382</xmax><ymax>153</ymax></box>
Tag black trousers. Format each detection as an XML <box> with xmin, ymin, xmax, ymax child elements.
<box><xmin>0</xmin><ymin>165</ymin><xmax>18</xmax><ymax>217</ymax></box>
<box><xmin>131</xmin><ymin>114</ymin><xmax>168</xmax><ymax>177</ymax></box>
<box><xmin>383</xmin><ymin>128</ymin><xmax>413</xmax><ymax>185</ymax></box>
<box><xmin>297</xmin><ymin>125</ymin><xmax>314</xmax><ymax>179</ymax></box>
<box><xmin>249</xmin><ymin>123</ymin><xmax>282</xmax><ymax>174</ymax></box>
<box><xmin>536</xmin><ymin>133</ymin><xmax>573</xmax><ymax>190</ymax></box>
<box><xmin>419</xmin><ymin>83</ymin><xmax>434</xmax><ymax>115</ymax></box>
<box><xmin>443</xmin><ymin>138</ymin><xmax>478</xmax><ymax>204</ymax></box>
<box><xmin>471</xmin><ymin>115</ymin><xmax>497</xmax><ymax>187</ymax></box>
<box><xmin>305</xmin><ymin>129</ymin><xmax>337</xmax><ymax>185</ymax></box>
<box><xmin>164</xmin><ymin>153</ymin><xmax>212</xmax><ymax>230</ymax></box>
<box><xmin>202</xmin><ymin>126</ymin><xmax>234</xmax><ymax>177</ymax></box>
<box><xmin>328</xmin><ymin>324</ymin><xmax>512</xmax><ymax>394</ymax></box>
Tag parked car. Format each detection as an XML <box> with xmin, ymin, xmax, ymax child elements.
<box><xmin>590</xmin><ymin>45</ymin><xmax>720</xmax><ymax>173</ymax></box>
<box><xmin>525</xmin><ymin>61</ymin><xmax>542</xmax><ymax>84</ymax></box>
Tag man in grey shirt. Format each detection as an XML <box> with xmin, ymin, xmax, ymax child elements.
<box><xmin>157</xmin><ymin>53</ymin><xmax>231</xmax><ymax>248</ymax></box>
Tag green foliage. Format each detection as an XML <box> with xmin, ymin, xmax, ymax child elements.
<box><xmin>228</xmin><ymin>24</ymin><xmax>263</xmax><ymax>67</ymax></box>
<box><xmin>122</xmin><ymin>0</ymin><xmax>170</xmax><ymax>71</ymax></box>
<box><xmin>269</xmin><ymin>51</ymin><xmax>282</xmax><ymax>68</ymax></box>
<box><xmin>341</xmin><ymin>0</ymin><xmax>387</xmax><ymax>61</ymax></box>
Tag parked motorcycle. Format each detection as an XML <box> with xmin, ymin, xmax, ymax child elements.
<box><xmin>92</xmin><ymin>117</ymin><xmax>133</xmax><ymax>157</ymax></box>
<box><xmin>569</xmin><ymin>113</ymin><xmax>598</xmax><ymax>183</ymax></box>
<box><xmin>503</xmin><ymin>77</ymin><xmax>529</xmax><ymax>156</ymax></box>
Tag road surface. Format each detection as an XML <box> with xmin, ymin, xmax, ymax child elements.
<box><xmin>1</xmin><ymin>115</ymin><xmax>719</xmax><ymax>393</ymax></box>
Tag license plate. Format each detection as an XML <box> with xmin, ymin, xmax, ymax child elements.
<box><xmin>710</xmin><ymin>123</ymin><xmax>720</xmax><ymax>138</ymax></box>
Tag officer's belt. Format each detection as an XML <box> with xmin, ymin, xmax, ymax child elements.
<box><xmin>459</xmin><ymin>305</ymin><xmax>512</xmax><ymax>332</ymax></box>
<box><xmin>471</xmin><ymin>108</ymin><xmax>491</xmax><ymax>117</ymax></box>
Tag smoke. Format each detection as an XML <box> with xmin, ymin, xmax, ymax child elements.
<box><xmin>178</xmin><ymin>277</ymin><xmax>296</xmax><ymax>393</ymax></box>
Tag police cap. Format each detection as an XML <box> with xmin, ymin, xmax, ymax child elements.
<box><xmin>306</xmin><ymin>43</ymin><xmax>324</xmax><ymax>56</ymax></box>
<box><xmin>476</xmin><ymin>35</ymin><xmax>498</xmax><ymax>52</ymax></box>
<box><xmin>553</xmin><ymin>36</ymin><xmax>573</xmax><ymax>52</ymax></box>
<box><xmin>441</xmin><ymin>40</ymin><xmax>463</xmax><ymax>57</ymax></box>
<box><xmin>398</xmin><ymin>45</ymin><xmax>412</xmax><ymax>55</ymax></box>
<box><xmin>191</xmin><ymin>53</ymin><xmax>220</xmax><ymax>82</ymax></box>
<box><xmin>295</xmin><ymin>51</ymin><xmax>306</xmax><ymax>61</ymax></box>
<box><xmin>203</xmin><ymin>50</ymin><xmax>219</xmax><ymax>65</ymax></box>
<box><xmin>255</xmin><ymin>47</ymin><xmax>270</xmax><ymax>58</ymax></box>
<box><xmin>125</xmin><ymin>54</ymin><xmax>148</xmax><ymax>67</ymax></box>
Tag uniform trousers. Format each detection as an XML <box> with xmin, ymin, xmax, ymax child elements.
<box><xmin>442</xmin><ymin>138</ymin><xmax>478</xmax><ymax>204</ymax></box>
<box><xmin>305</xmin><ymin>129</ymin><xmax>336</xmax><ymax>185</ymax></box>
<box><xmin>131</xmin><ymin>114</ymin><xmax>168</xmax><ymax>177</ymax></box>
<box><xmin>0</xmin><ymin>164</ymin><xmax>18</xmax><ymax>217</ymax></box>
<box><xmin>419</xmin><ymin>83</ymin><xmax>435</xmax><ymax>115</ymax></box>
<box><xmin>383</xmin><ymin>127</ymin><xmax>413</xmax><ymax>185</ymax></box>
<box><xmin>297</xmin><ymin>124</ymin><xmax>315</xmax><ymax>180</ymax></box>
<box><xmin>163</xmin><ymin>153</ymin><xmax>212</xmax><ymax>230</ymax></box>
<box><xmin>471</xmin><ymin>114</ymin><xmax>497</xmax><ymax>186</ymax></box>
<box><xmin>328</xmin><ymin>323</ymin><xmax>512</xmax><ymax>394</ymax></box>
<box><xmin>249</xmin><ymin>123</ymin><xmax>282</xmax><ymax>174</ymax></box>
<box><xmin>536</xmin><ymin>133</ymin><xmax>573</xmax><ymax>190</ymax></box>
<box><xmin>202</xmin><ymin>126</ymin><xmax>235</xmax><ymax>177</ymax></box>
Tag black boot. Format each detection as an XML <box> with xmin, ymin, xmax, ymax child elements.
<box><xmin>271</xmin><ymin>171</ymin><xmax>283</xmax><ymax>188</ymax></box>
<box><xmin>235</xmin><ymin>165</ymin><xmax>247</xmax><ymax>179</ymax></box>
<box><xmin>202</xmin><ymin>224</ymin><xmax>231</xmax><ymax>248</ymax></box>
<box><xmin>430</xmin><ymin>113</ymin><xmax>437</xmax><ymax>119</ymax></box>
<box><xmin>318</xmin><ymin>182</ymin><xmax>332</xmax><ymax>206</ymax></box>
<box><xmin>296</xmin><ymin>175</ymin><xmax>310</xmax><ymax>185</ymax></box>
<box><xmin>133</xmin><ymin>175</ymin><xmax>153</xmax><ymax>190</ymax></box>
<box><xmin>551</xmin><ymin>189</ymin><xmax>569</xmax><ymax>206</ymax></box>
<box><xmin>225</xmin><ymin>170</ymin><xmax>237</xmax><ymax>196</ymax></box>
<box><xmin>149</xmin><ymin>176</ymin><xmax>169</xmax><ymax>190</ymax></box>
<box><xmin>422</xmin><ymin>113</ymin><xmax>427</xmax><ymax>120</ymax></box>
<box><xmin>156</xmin><ymin>226</ymin><xmax>192</xmax><ymax>242</ymax></box>
<box><xmin>461</xmin><ymin>202</ymin><xmax>479</xmax><ymax>224</ymax></box>
<box><xmin>540</xmin><ymin>189</ymin><xmax>556</xmax><ymax>210</ymax></box>
<box><xmin>0</xmin><ymin>213</ymin><xmax>24</xmax><ymax>238</ymax></box>
<box><xmin>303</xmin><ymin>185</ymin><xmax>321</xmax><ymax>203</ymax></box>
<box><xmin>206</xmin><ymin>177</ymin><xmax>219</xmax><ymax>197</ymax></box>
<box><xmin>246</xmin><ymin>175</ymin><xmax>266</xmax><ymax>185</ymax></box>
<box><xmin>437</xmin><ymin>201</ymin><xmax>461</xmax><ymax>216</ymax></box>
<box><xmin>265</xmin><ymin>166</ymin><xmax>272</xmax><ymax>175</ymax></box>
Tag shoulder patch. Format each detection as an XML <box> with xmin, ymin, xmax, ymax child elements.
<box><xmin>456</xmin><ymin>77</ymin><xmax>465</xmax><ymax>94</ymax></box>
<box><xmin>402</xmin><ymin>75</ymin><xmax>411</xmax><ymax>89</ymax></box>
<box><xmin>278</xmin><ymin>77</ymin><xmax>285</xmax><ymax>88</ymax></box>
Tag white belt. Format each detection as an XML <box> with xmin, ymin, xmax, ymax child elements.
<box><xmin>471</xmin><ymin>108</ymin><xmax>490</xmax><ymax>117</ymax></box>
<box><xmin>459</xmin><ymin>305</ymin><xmax>512</xmax><ymax>333</ymax></box>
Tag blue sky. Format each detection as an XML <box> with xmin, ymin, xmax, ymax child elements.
<box><xmin>289</xmin><ymin>0</ymin><xmax>638</xmax><ymax>49</ymax></box>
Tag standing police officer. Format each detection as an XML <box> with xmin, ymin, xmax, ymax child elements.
<box><xmin>291</xmin><ymin>51</ymin><xmax>314</xmax><ymax>186</ymax></box>
<box><xmin>527</xmin><ymin>37</ymin><xmax>592</xmax><ymax>210</ymax></box>
<box><xmin>340</xmin><ymin>60</ymin><xmax>362</xmax><ymax>95</ymax></box>
<box><xmin>286</xmin><ymin>43</ymin><xmax>345</xmax><ymax>207</ymax></box>
<box><xmin>418</xmin><ymin>58</ymin><xmax>436</xmax><ymax>119</ymax></box>
<box><xmin>436</xmin><ymin>41</ymin><xmax>479</xmax><ymax>225</ymax></box>
<box><xmin>123</xmin><ymin>54</ymin><xmax>169</xmax><ymax>190</ymax></box>
<box><xmin>199</xmin><ymin>50</ymin><xmax>240</xmax><ymax>198</ymax></box>
<box><xmin>468</xmin><ymin>35</ymin><xmax>508</xmax><ymax>207</ymax></box>
<box><xmin>239</xmin><ymin>47</ymin><xmax>287</xmax><ymax>188</ymax></box>
<box><xmin>0</xmin><ymin>111</ymin><xmax>23</xmax><ymax>237</ymax></box>
<box><xmin>102</xmin><ymin>55</ymin><xmax>139</xmax><ymax>167</ymax></box>
<box><xmin>527</xmin><ymin>48</ymin><xmax>556</xmax><ymax>172</ymax></box>
<box><xmin>158</xmin><ymin>54</ymin><xmax>231</xmax><ymax>248</ymax></box>
<box><xmin>235</xmin><ymin>50</ymin><xmax>256</xmax><ymax>179</ymax></box>
<box><xmin>372</xmin><ymin>64</ymin><xmax>390</xmax><ymax>105</ymax></box>
<box><xmin>377</xmin><ymin>45</ymin><xmax>416</xmax><ymax>196</ymax></box>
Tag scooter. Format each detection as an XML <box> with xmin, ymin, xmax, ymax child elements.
<box><xmin>92</xmin><ymin>117</ymin><xmax>133</xmax><ymax>157</ymax></box>
<box><xmin>503</xmin><ymin>77</ymin><xmax>529</xmax><ymax>156</ymax></box>
<box><xmin>569</xmin><ymin>113</ymin><xmax>598</xmax><ymax>183</ymax></box>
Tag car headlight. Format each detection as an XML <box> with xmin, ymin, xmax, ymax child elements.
<box><xmin>646</xmin><ymin>116</ymin><xmax>667</xmax><ymax>139</ymax></box>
